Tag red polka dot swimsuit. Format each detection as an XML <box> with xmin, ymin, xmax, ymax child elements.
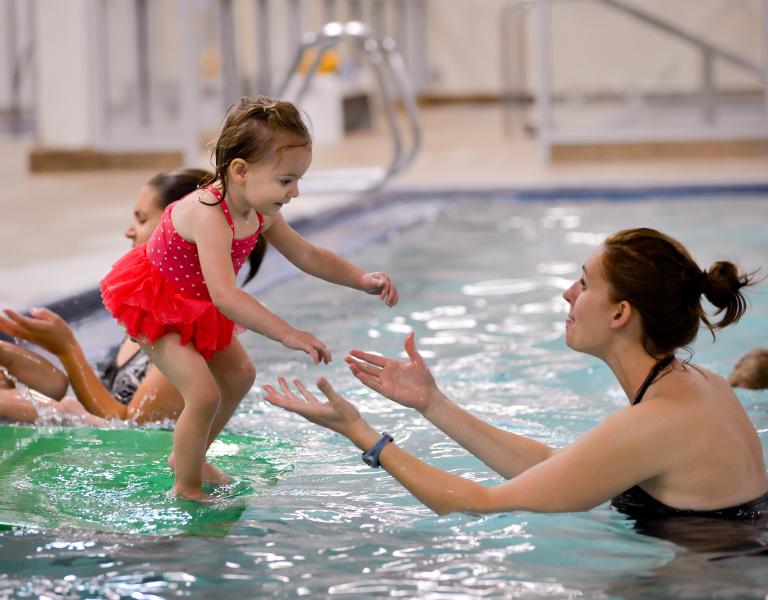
<box><xmin>100</xmin><ymin>187</ymin><xmax>263</xmax><ymax>360</ymax></box>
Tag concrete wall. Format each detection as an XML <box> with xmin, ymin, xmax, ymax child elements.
<box><xmin>0</xmin><ymin>0</ymin><xmax>35</xmax><ymax>116</ymax></box>
<box><xmin>424</xmin><ymin>0</ymin><xmax>764</xmax><ymax>96</ymax></box>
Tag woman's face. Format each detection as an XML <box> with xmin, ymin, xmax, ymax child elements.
<box><xmin>125</xmin><ymin>185</ymin><xmax>163</xmax><ymax>247</ymax></box>
<box><xmin>562</xmin><ymin>249</ymin><xmax>618</xmax><ymax>357</ymax></box>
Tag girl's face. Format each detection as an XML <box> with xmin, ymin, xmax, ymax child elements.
<box><xmin>562</xmin><ymin>249</ymin><xmax>619</xmax><ymax>357</ymax></box>
<box><xmin>125</xmin><ymin>184</ymin><xmax>163</xmax><ymax>247</ymax></box>
<box><xmin>239</xmin><ymin>144</ymin><xmax>313</xmax><ymax>216</ymax></box>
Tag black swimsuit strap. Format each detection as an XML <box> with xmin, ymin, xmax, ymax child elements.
<box><xmin>632</xmin><ymin>355</ymin><xmax>675</xmax><ymax>405</ymax></box>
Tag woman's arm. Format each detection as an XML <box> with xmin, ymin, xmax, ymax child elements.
<box><xmin>0</xmin><ymin>338</ymin><xmax>69</xmax><ymax>399</ymax></box>
<box><xmin>346</xmin><ymin>333</ymin><xmax>554</xmax><ymax>479</ymax></box>
<box><xmin>264</xmin><ymin>215</ymin><xmax>399</xmax><ymax>306</ymax></box>
<box><xmin>0</xmin><ymin>309</ymin><xmax>129</xmax><ymax>419</ymax></box>
<box><xmin>263</xmin><ymin>377</ymin><xmax>668</xmax><ymax>515</ymax></box>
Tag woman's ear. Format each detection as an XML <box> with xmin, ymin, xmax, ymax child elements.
<box><xmin>610</xmin><ymin>300</ymin><xmax>632</xmax><ymax>329</ymax></box>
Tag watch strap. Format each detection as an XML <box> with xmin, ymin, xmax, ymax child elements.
<box><xmin>362</xmin><ymin>432</ymin><xmax>393</xmax><ymax>468</ymax></box>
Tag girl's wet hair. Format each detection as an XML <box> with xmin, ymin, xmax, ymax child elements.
<box><xmin>601</xmin><ymin>227</ymin><xmax>757</xmax><ymax>357</ymax></box>
<box><xmin>147</xmin><ymin>167</ymin><xmax>267</xmax><ymax>284</ymax></box>
<box><xmin>203</xmin><ymin>96</ymin><xmax>312</xmax><ymax>203</ymax></box>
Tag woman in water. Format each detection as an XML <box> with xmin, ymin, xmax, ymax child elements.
<box><xmin>264</xmin><ymin>227</ymin><xmax>767</xmax><ymax>522</ymax></box>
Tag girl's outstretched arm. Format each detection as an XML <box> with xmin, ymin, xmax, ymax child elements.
<box><xmin>0</xmin><ymin>308</ymin><xmax>129</xmax><ymax>419</ymax></box>
<box><xmin>346</xmin><ymin>332</ymin><xmax>554</xmax><ymax>479</ymax></box>
<box><xmin>264</xmin><ymin>215</ymin><xmax>399</xmax><ymax>307</ymax></box>
<box><xmin>263</xmin><ymin>377</ymin><xmax>668</xmax><ymax>515</ymax></box>
<box><xmin>195</xmin><ymin>208</ymin><xmax>331</xmax><ymax>364</ymax></box>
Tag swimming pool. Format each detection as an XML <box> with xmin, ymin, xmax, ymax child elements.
<box><xmin>1</xmin><ymin>192</ymin><xmax>767</xmax><ymax>598</ymax></box>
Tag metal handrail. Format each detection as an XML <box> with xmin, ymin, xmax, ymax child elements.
<box><xmin>500</xmin><ymin>0</ymin><xmax>535</xmax><ymax>135</ymax></box>
<box><xmin>599</xmin><ymin>0</ymin><xmax>763</xmax><ymax>79</ymax></box>
<box><xmin>505</xmin><ymin>0</ymin><xmax>768</xmax><ymax>160</ymax></box>
<box><xmin>278</xmin><ymin>20</ymin><xmax>422</xmax><ymax>191</ymax></box>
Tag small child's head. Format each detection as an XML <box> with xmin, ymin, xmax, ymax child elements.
<box><xmin>728</xmin><ymin>348</ymin><xmax>768</xmax><ymax>389</ymax></box>
<box><xmin>210</xmin><ymin>96</ymin><xmax>312</xmax><ymax>199</ymax></box>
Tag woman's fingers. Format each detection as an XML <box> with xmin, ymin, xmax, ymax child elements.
<box><xmin>293</xmin><ymin>378</ymin><xmax>319</xmax><ymax>404</ymax></box>
<box><xmin>404</xmin><ymin>331</ymin><xmax>423</xmax><ymax>365</ymax></box>
<box><xmin>317</xmin><ymin>377</ymin><xmax>342</xmax><ymax>402</ymax></box>
<box><xmin>344</xmin><ymin>356</ymin><xmax>381</xmax><ymax>377</ymax></box>
<box><xmin>352</xmin><ymin>371</ymin><xmax>384</xmax><ymax>394</ymax></box>
<box><xmin>347</xmin><ymin>349</ymin><xmax>387</xmax><ymax>368</ymax></box>
<box><xmin>29</xmin><ymin>307</ymin><xmax>57</xmax><ymax>320</ymax></box>
<box><xmin>0</xmin><ymin>316</ymin><xmax>19</xmax><ymax>336</ymax></box>
<box><xmin>277</xmin><ymin>376</ymin><xmax>301</xmax><ymax>401</ymax></box>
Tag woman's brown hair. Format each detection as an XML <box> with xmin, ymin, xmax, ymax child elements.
<box><xmin>601</xmin><ymin>227</ymin><xmax>756</xmax><ymax>357</ymax></box>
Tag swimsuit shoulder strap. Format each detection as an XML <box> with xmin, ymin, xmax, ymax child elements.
<box><xmin>633</xmin><ymin>355</ymin><xmax>675</xmax><ymax>405</ymax></box>
<box><xmin>200</xmin><ymin>186</ymin><xmax>235</xmax><ymax>234</ymax></box>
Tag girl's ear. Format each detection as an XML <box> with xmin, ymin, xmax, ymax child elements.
<box><xmin>230</xmin><ymin>158</ymin><xmax>248</xmax><ymax>182</ymax></box>
<box><xmin>610</xmin><ymin>300</ymin><xmax>632</xmax><ymax>329</ymax></box>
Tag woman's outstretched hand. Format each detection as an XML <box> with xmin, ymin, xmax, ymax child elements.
<box><xmin>345</xmin><ymin>332</ymin><xmax>439</xmax><ymax>413</ymax></box>
<box><xmin>359</xmin><ymin>272</ymin><xmax>399</xmax><ymax>307</ymax></box>
<box><xmin>0</xmin><ymin>308</ymin><xmax>76</xmax><ymax>356</ymax></box>
<box><xmin>263</xmin><ymin>376</ymin><xmax>366</xmax><ymax>438</ymax></box>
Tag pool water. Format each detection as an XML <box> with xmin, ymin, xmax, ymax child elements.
<box><xmin>1</xmin><ymin>194</ymin><xmax>767</xmax><ymax>598</ymax></box>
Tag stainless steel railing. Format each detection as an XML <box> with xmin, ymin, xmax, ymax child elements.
<box><xmin>500</xmin><ymin>0</ymin><xmax>768</xmax><ymax>161</ymax></box>
<box><xmin>278</xmin><ymin>20</ymin><xmax>422</xmax><ymax>192</ymax></box>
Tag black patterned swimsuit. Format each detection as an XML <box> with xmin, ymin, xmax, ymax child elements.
<box><xmin>97</xmin><ymin>342</ymin><xmax>150</xmax><ymax>406</ymax></box>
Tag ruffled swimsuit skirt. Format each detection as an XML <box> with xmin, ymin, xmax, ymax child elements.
<box><xmin>100</xmin><ymin>188</ymin><xmax>262</xmax><ymax>361</ymax></box>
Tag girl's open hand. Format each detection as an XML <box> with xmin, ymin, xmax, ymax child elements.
<box><xmin>359</xmin><ymin>272</ymin><xmax>399</xmax><ymax>307</ymax></box>
<box><xmin>0</xmin><ymin>308</ymin><xmax>75</xmax><ymax>356</ymax></box>
<box><xmin>345</xmin><ymin>331</ymin><xmax>438</xmax><ymax>413</ymax></box>
<box><xmin>263</xmin><ymin>376</ymin><xmax>364</xmax><ymax>437</ymax></box>
<box><xmin>280</xmin><ymin>329</ymin><xmax>332</xmax><ymax>364</ymax></box>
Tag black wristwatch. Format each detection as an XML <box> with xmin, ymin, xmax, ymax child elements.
<box><xmin>362</xmin><ymin>432</ymin><xmax>394</xmax><ymax>468</ymax></box>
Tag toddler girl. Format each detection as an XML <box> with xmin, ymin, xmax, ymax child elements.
<box><xmin>101</xmin><ymin>96</ymin><xmax>399</xmax><ymax>500</ymax></box>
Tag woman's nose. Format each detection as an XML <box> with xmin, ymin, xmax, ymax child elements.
<box><xmin>125</xmin><ymin>225</ymin><xmax>135</xmax><ymax>239</ymax></box>
<box><xmin>563</xmin><ymin>282</ymin><xmax>576</xmax><ymax>303</ymax></box>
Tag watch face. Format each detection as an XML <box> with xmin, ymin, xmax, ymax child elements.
<box><xmin>362</xmin><ymin>454</ymin><xmax>376</xmax><ymax>467</ymax></box>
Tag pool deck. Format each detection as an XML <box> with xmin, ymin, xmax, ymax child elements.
<box><xmin>3</xmin><ymin>103</ymin><xmax>768</xmax><ymax>312</ymax></box>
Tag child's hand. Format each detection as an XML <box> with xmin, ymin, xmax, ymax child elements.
<box><xmin>359</xmin><ymin>272</ymin><xmax>399</xmax><ymax>307</ymax></box>
<box><xmin>281</xmin><ymin>329</ymin><xmax>332</xmax><ymax>364</ymax></box>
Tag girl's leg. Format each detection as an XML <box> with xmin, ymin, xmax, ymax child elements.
<box><xmin>206</xmin><ymin>338</ymin><xmax>256</xmax><ymax>446</ymax></box>
<box><xmin>167</xmin><ymin>338</ymin><xmax>256</xmax><ymax>485</ymax></box>
<box><xmin>141</xmin><ymin>334</ymin><xmax>221</xmax><ymax>501</ymax></box>
<box><xmin>0</xmin><ymin>340</ymin><xmax>69</xmax><ymax>400</ymax></box>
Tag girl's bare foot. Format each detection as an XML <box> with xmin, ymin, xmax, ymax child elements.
<box><xmin>169</xmin><ymin>484</ymin><xmax>215</xmax><ymax>503</ymax></box>
<box><xmin>167</xmin><ymin>452</ymin><xmax>232</xmax><ymax>485</ymax></box>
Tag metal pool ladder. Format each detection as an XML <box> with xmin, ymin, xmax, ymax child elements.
<box><xmin>278</xmin><ymin>21</ymin><xmax>422</xmax><ymax>194</ymax></box>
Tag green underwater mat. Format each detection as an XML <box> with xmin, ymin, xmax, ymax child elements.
<box><xmin>0</xmin><ymin>424</ymin><xmax>294</xmax><ymax>536</ymax></box>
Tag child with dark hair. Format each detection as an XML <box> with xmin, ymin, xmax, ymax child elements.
<box><xmin>101</xmin><ymin>96</ymin><xmax>399</xmax><ymax>501</ymax></box>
